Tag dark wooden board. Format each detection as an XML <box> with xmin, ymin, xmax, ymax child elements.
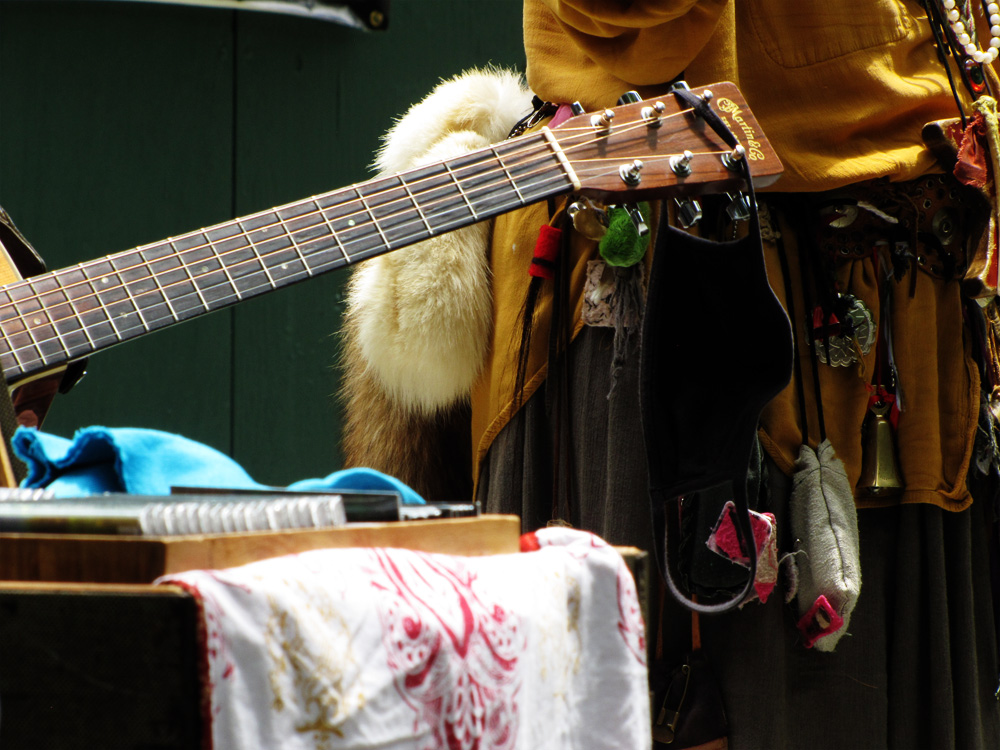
<box><xmin>0</xmin><ymin>584</ymin><xmax>202</xmax><ymax>749</ymax></box>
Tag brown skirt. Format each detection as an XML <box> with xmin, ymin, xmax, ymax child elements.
<box><xmin>477</xmin><ymin>325</ymin><xmax>1000</xmax><ymax>750</ymax></box>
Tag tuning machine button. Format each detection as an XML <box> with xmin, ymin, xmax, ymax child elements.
<box><xmin>619</xmin><ymin>159</ymin><xmax>644</xmax><ymax>186</ymax></box>
<box><xmin>641</xmin><ymin>101</ymin><xmax>666</xmax><ymax>129</ymax></box>
<box><xmin>670</xmin><ymin>150</ymin><xmax>694</xmax><ymax>177</ymax></box>
<box><xmin>591</xmin><ymin>108</ymin><xmax>615</xmax><ymax>130</ymax></box>
<box><xmin>617</xmin><ymin>91</ymin><xmax>642</xmax><ymax>105</ymax></box>
<box><xmin>721</xmin><ymin>144</ymin><xmax>747</xmax><ymax>172</ymax></box>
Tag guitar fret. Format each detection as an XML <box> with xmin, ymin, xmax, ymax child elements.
<box><xmin>406</xmin><ymin>164</ymin><xmax>474</xmax><ymax>235</ymax></box>
<box><xmin>320</xmin><ymin>193</ymin><xmax>382</xmax><ymax>266</ymax></box>
<box><xmin>112</xmin><ymin>260</ymin><xmax>152</xmax><ymax>333</ymax></box>
<box><xmin>29</xmin><ymin>278</ymin><xmax>80</xmax><ymax>359</ymax></box>
<box><xmin>142</xmin><ymin>253</ymin><xmax>182</xmax><ymax>323</ymax></box>
<box><xmin>173</xmin><ymin>236</ymin><xmax>214</xmax><ymax>312</ymax></box>
<box><xmin>310</xmin><ymin>199</ymin><xmax>339</xmax><ymax>271</ymax></box>
<box><xmin>8</xmin><ymin>282</ymin><xmax>63</xmax><ymax>367</ymax></box>
<box><xmin>205</xmin><ymin>230</ymin><xmax>244</xmax><ymax>302</ymax></box>
<box><xmin>443</xmin><ymin>162</ymin><xmax>480</xmax><ymax>221</ymax></box>
<box><xmin>277</xmin><ymin>203</ymin><xmax>325</xmax><ymax>276</ymax></box>
<box><xmin>86</xmin><ymin>264</ymin><xmax>129</xmax><ymax>342</ymax></box>
<box><xmin>239</xmin><ymin>217</ymin><xmax>279</xmax><ymax>290</ymax></box>
<box><xmin>63</xmin><ymin>267</ymin><xmax>118</xmax><ymax>348</ymax></box>
<box><xmin>495</xmin><ymin>137</ymin><xmax>573</xmax><ymax>203</ymax></box>
<box><xmin>357</xmin><ymin>177</ymin><xmax>428</xmax><ymax>250</ymax></box>
<box><xmin>120</xmin><ymin>248</ymin><xmax>178</xmax><ymax>331</ymax></box>
<box><xmin>0</xmin><ymin>289</ymin><xmax>27</xmax><ymax>374</ymax></box>
<box><xmin>355</xmin><ymin>189</ymin><xmax>391</xmax><ymax>250</ymax></box>
<box><xmin>55</xmin><ymin>268</ymin><xmax>101</xmax><ymax>351</ymax></box>
<box><xmin>141</xmin><ymin>243</ymin><xmax>202</xmax><ymax>320</ymax></box>
<box><xmin>272</xmin><ymin>211</ymin><xmax>313</xmax><ymax>282</ymax></box>
<box><xmin>491</xmin><ymin>146</ymin><xmax>526</xmax><ymax>204</ymax></box>
<box><xmin>13</xmin><ymin>280</ymin><xmax>68</xmax><ymax>363</ymax></box>
<box><xmin>0</xmin><ymin>122</ymin><xmax>606</xmax><ymax>382</ymax></box>
<box><xmin>273</xmin><ymin>213</ymin><xmax>308</xmax><ymax>255</ymax></box>
<box><xmin>399</xmin><ymin>175</ymin><xmax>434</xmax><ymax>235</ymax></box>
<box><xmin>1</xmin><ymin>285</ymin><xmax>44</xmax><ymax>371</ymax></box>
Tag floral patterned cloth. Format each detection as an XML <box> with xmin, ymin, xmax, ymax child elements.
<box><xmin>156</xmin><ymin>527</ymin><xmax>650</xmax><ymax>750</ymax></box>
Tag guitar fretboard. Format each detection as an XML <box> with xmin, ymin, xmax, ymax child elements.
<box><xmin>0</xmin><ymin>132</ymin><xmax>572</xmax><ymax>383</ymax></box>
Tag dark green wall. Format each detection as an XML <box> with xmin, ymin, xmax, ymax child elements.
<box><xmin>0</xmin><ymin>1</ymin><xmax>526</xmax><ymax>486</ymax></box>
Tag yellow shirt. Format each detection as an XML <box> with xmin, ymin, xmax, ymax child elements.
<box><xmin>470</xmin><ymin>0</ymin><xmax>986</xmax><ymax>510</ymax></box>
<box><xmin>524</xmin><ymin>0</ymin><xmax>966</xmax><ymax>193</ymax></box>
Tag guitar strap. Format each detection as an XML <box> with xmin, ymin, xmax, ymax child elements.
<box><xmin>639</xmin><ymin>88</ymin><xmax>794</xmax><ymax>612</ymax></box>
<box><xmin>0</xmin><ymin>206</ymin><xmax>48</xmax><ymax>486</ymax></box>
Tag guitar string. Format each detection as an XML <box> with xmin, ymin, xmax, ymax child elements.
<box><xmin>2</xmin><ymin>142</ymin><xmax>735</xmax><ymax>373</ymax></box>
<box><xmin>0</xmin><ymin>111</ymin><xmax>735</xmax><ymax>372</ymax></box>
<box><xmin>0</xmin><ymin>132</ymin><xmax>579</xmax><ymax>369</ymax></box>
<box><xmin>0</xmin><ymin>135</ymin><xmax>730</xmax><ymax>373</ymax></box>
<box><xmin>0</xmin><ymin>104</ymin><xmax>697</xmax><ymax>352</ymax></box>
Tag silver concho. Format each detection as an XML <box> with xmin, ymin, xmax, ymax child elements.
<box><xmin>814</xmin><ymin>297</ymin><xmax>876</xmax><ymax>367</ymax></box>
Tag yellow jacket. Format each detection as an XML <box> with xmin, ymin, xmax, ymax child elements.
<box><xmin>471</xmin><ymin>0</ymin><xmax>983</xmax><ymax>510</ymax></box>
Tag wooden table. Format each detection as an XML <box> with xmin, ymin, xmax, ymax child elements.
<box><xmin>0</xmin><ymin>516</ymin><xmax>522</xmax><ymax>749</ymax></box>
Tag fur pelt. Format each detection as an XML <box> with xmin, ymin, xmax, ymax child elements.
<box><xmin>340</xmin><ymin>69</ymin><xmax>533</xmax><ymax>499</ymax></box>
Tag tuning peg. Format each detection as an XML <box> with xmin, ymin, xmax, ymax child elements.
<box><xmin>674</xmin><ymin>198</ymin><xmax>703</xmax><ymax>228</ymax></box>
<box><xmin>641</xmin><ymin>101</ymin><xmax>666</xmax><ymax>129</ymax></box>
<box><xmin>670</xmin><ymin>150</ymin><xmax>694</xmax><ymax>177</ymax></box>
<box><xmin>617</xmin><ymin>91</ymin><xmax>642</xmax><ymax>105</ymax></box>
<box><xmin>570</xmin><ymin>102</ymin><xmax>585</xmax><ymax>116</ymax></box>
<box><xmin>624</xmin><ymin>205</ymin><xmax>649</xmax><ymax>237</ymax></box>
<box><xmin>618</xmin><ymin>159</ymin><xmax>644</xmax><ymax>186</ymax></box>
<box><xmin>726</xmin><ymin>192</ymin><xmax>754</xmax><ymax>222</ymax></box>
<box><xmin>722</xmin><ymin>144</ymin><xmax>747</xmax><ymax>172</ymax></box>
<box><xmin>591</xmin><ymin>109</ymin><xmax>615</xmax><ymax>130</ymax></box>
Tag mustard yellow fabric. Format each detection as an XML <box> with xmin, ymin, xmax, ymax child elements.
<box><xmin>525</xmin><ymin>0</ymin><xmax>964</xmax><ymax>193</ymax></box>
<box><xmin>757</xmin><ymin>201</ymin><xmax>979</xmax><ymax>512</ymax></box>
<box><xmin>471</xmin><ymin>0</ymin><xmax>986</xmax><ymax>510</ymax></box>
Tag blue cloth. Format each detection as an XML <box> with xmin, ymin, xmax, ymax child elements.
<box><xmin>11</xmin><ymin>426</ymin><xmax>425</xmax><ymax>505</ymax></box>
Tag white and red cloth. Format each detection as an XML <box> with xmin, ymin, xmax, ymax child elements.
<box><xmin>157</xmin><ymin>527</ymin><xmax>651</xmax><ymax>750</ymax></box>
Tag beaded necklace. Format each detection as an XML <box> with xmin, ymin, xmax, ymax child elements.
<box><xmin>942</xmin><ymin>0</ymin><xmax>1000</xmax><ymax>65</ymax></box>
<box><xmin>927</xmin><ymin>0</ymin><xmax>997</xmax><ymax>99</ymax></box>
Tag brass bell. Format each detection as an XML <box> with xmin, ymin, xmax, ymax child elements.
<box><xmin>857</xmin><ymin>401</ymin><xmax>904</xmax><ymax>498</ymax></box>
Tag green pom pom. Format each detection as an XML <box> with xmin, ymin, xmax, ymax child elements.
<box><xmin>598</xmin><ymin>203</ymin><xmax>650</xmax><ymax>268</ymax></box>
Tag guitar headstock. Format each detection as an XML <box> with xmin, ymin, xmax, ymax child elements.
<box><xmin>548</xmin><ymin>82</ymin><xmax>782</xmax><ymax>201</ymax></box>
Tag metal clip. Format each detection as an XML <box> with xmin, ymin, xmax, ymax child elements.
<box><xmin>652</xmin><ymin>663</ymin><xmax>692</xmax><ymax>745</ymax></box>
<box><xmin>674</xmin><ymin>198</ymin><xmax>703</xmax><ymax>228</ymax></box>
<box><xmin>726</xmin><ymin>192</ymin><xmax>754</xmax><ymax>222</ymax></box>
<box><xmin>624</xmin><ymin>205</ymin><xmax>649</xmax><ymax>237</ymax></box>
